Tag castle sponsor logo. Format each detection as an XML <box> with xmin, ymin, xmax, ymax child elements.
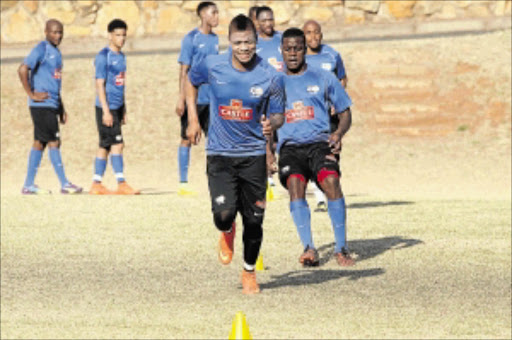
<box><xmin>285</xmin><ymin>101</ymin><xmax>315</xmax><ymax>123</ymax></box>
<box><xmin>219</xmin><ymin>99</ymin><xmax>253</xmax><ymax>122</ymax></box>
<box><xmin>115</xmin><ymin>72</ymin><xmax>126</xmax><ymax>86</ymax></box>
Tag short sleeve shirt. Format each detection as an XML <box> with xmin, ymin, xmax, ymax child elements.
<box><xmin>94</xmin><ymin>47</ymin><xmax>126</xmax><ymax>110</ymax></box>
<box><xmin>277</xmin><ymin>65</ymin><xmax>352</xmax><ymax>152</ymax></box>
<box><xmin>256</xmin><ymin>32</ymin><xmax>284</xmax><ymax>72</ymax></box>
<box><xmin>305</xmin><ymin>44</ymin><xmax>346</xmax><ymax>80</ymax></box>
<box><xmin>178</xmin><ymin>28</ymin><xmax>219</xmax><ymax>105</ymax></box>
<box><xmin>189</xmin><ymin>52</ymin><xmax>285</xmax><ymax>157</ymax></box>
<box><xmin>23</xmin><ymin>40</ymin><xmax>63</xmax><ymax>108</ymax></box>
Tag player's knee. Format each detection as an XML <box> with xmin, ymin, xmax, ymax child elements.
<box><xmin>242</xmin><ymin>217</ymin><xmax>263</xmax><ymax>242</ymax></box>
<box><xmin>48</xmin><ymin>140</ymin><xmax>60</xmax><ymax>148</ymax></box>
<box><xmin>213</xmin><ymin>209</ymin><xmax>237</xmax><ymax>232</ymax></box>
<box><xmin>33</xmin><ymin>140</ymin><xmax>45</xmax><ymax>150</ymax></box>
<box><xmin>286</xmin><ymin>173</ymin><xmax>305</xmax><ymax>189</ymax></box>
<box><xmin>317</xmin><ymin>168</ymin><xmax>339</xmax><ymax>186</ymax></box>
<box><xmin>111</xmin><ymin>143</ymin><xmax>124</xmax><ymax>153</ymax></box>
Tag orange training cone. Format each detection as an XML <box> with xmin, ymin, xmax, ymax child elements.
<box><xmin>229</xmin><ymin>311</ymin><xmax>252</xmax><ymax>340</ymax></box>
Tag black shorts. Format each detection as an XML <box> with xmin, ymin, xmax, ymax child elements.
<box><xmin>95</xmin><ymin>105</ymin><xmax>124</xmax><ymax>148</ymax></box>
<box><xmin>180</xmin><ymin>104</ymin><xmax>209</xmax><ymax>140</ymax></box>
<box><xmin>30</xmin><ymin>106</ymin><xmax>61</xmax><ymax>143</ymax></box>
<box><xmin>278</xmin><ymin>142</ymin><xmax>341</xmax><ymax>189</ymax></box>
<box><xmin>207</xmin><ymin>155</ymin><xmax>267</xmax><ymax>219</ymax></box>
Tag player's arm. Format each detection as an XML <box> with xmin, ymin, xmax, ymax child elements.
<box><xmin>335</xmin><ymin>52</ymin><xmax>348</xmax><ymax>88</ymax></box>
<box><xmin>263</xmin><ymin>75</ymin><xmax>286</xmax><ymax>136</ymax></box>
<box><xmin>185</xmin><ymin>75</ymin><xmax>201</xmax><ymax>144</ymax></box>
<box><xmin>17</xmin><ymin>64</ymin><xmax>48</xmax><ymax>102</ymax></box>
<box><xmin>176</xmin><ymin>63</ymin><xmax>190</xmax><ymax>117</ymax></box>
<box><xmin>58</xmin><ymin>97</ymin><xmax>67</xmax><ymax>124</ymax></box>
<box><xmin>95</xmin><ymin>78</ymin><xmax>113</xmax><ymax>127</ymax></box>
<box><xmin>328</xmin><ymin>73</ymin><xmax>352</xmax><ymax>154</ymax></box>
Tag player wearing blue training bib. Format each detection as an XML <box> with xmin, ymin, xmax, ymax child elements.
<box><xmin>277</xmin><ymin>28</ymin><xmax>355</xmax><ymax>268</ymax></box>
<box><xmin>256</xmin><ymin>6</ymin><xmax>284</xmax><ymax>73</ymax></box>
<box><xmin>186</xmin><ymin>15</ymin><xmax>285</xmax><ymax>295</ymax></box>
<box><xmin>89</xmin><ymin>19</ymin><xmax>139</xmax><ymax>195</ymax></box>
<box><xmin>175</xmin><ymin>1</ymin><xmax>219</xmax><ymax>197</ymax></box>
<box><xmin>18</xmin><ymin>19</ymin><xmax>82</xmax><ymax>195</ymax></box>
<box><xmin>304</xmin><ymin>20</ymin><xmax>349</xmax><ymax>211</ymax></box>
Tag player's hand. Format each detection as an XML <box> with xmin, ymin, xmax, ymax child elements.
<box><xmin>187</xmin><ymin>121</ymin><xmax>202</xmax><ymax>145</ymax></box>
<box><xmin>330</xmin><ymin>106</ymin><xmax>336</xmax><ymax>116</ymax></box>
<box><xmin>328</xmin><ymin>133</ymin><xmax>342</xmax><ymax>154</ymax></box>
<box><xmin>30</xmin><ymin>92</ymin><xmax>49</xmax><ymax>102</ymax></box>
<box><xmin>261</xmin><ymin>115</ymin><xmax>272</xmax><ymax>137</ymax></box>
<box><xmin>175</xmin><ymin>98</ymin><xmax>185</xmax><ymax>117</ymax></box>
<box><xmin>59</xmin><ymin>111</ymin><xmax>67</xmax><ymax>124</ymax></box>
<box><xmin>266</xmin><ymin>151</ymin><xmax>278</xmax><ymax>175</ymax></box>
<box><xmin>103</xmin><ymin>111</ymin><xmax>113</xmax><ymax>127</ymax></box>
<box><xmin>121</xmin><ymin>113</ymin><xmax>127</xmax><ymax>125</ymax></box>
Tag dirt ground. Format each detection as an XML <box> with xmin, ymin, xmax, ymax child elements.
<box><xmin>1</xmin><ymin>29</ymin><xmax>511</xmax><ymax>339</ymax></box>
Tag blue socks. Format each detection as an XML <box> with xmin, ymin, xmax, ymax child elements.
<box><xmin>290</xmin><ymin>199</ymin><xmax>314</xmax><ymax>249</ymax></box>
<box><xmin>110</xmin><ymin>154</ymin><xmax>125</xmax><ymax>183</ymax></box>
<box><xmin>49</xmin><ymin>147</ymin><xmax>68</xmax><ymax>187</ymax></box>
<box><xmin>178</xmin><ymin>146</ymin><xmax>190</xmax><ymax>183</ymax></box>
<box><xmin>24</xmin><ymin>148</ymin><xmax>43</xmax><ymax>188</ymax></box>
<box><xmin>93</xmin><ymin>157</ymin><xmax>107</xmax><ymax>182</ymax></box>
<box><xmin>327</xmin><ymin>198</ymin><xmax>347</xmax><ymax>253</ymax></box>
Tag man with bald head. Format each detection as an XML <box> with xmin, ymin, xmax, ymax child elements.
<box><xmin>18</xmin><ymin>19</ymin><xmax>82</xmax><ymax>194</ymax></box>
<box><xmin>303</xmin><ymin>20</ymin><xmax>348</xmax><ymax>212</ymax></box>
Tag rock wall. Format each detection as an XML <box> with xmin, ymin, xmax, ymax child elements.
<box><xmin>1</xmin><ymin>0</ymin><xmax>511</xmax><ymax>43</ymax></box>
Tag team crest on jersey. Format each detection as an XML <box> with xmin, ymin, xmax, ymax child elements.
<box><xmin>219</xmin><ymin>99</ymin><xmax>253</xmax><ymax>121</ymax></box>
<box><xmin>115</xmin><ymin>72</ymin><xmax>126</xmax><ymax>86</ymax></box>
<box><xmin>250</xmin><ymin>86</ymin><xmax>264</xmax><ymax>98</ymax></box>
<box><xmin>322</xmin><ymin>63</ymin><xmax>332</xmax><ymax>71</ymax></box>
<box><xmin>285</xmin><ymin>101</ymin><xmax>315</xmax><ymax>123</ymax></box>
<box><xmin>268</xmin><ymin>57</ymin><xmax>284</xmax><ymax>72</ymax></box>
<box><xmin>307</xmin><ymin>85</ymin><xmax>320</xmax><ymax>94</ymax></box>
<box><xmin>53</xmin><ymin>68</ymin><xmax>62</xmax><ymax>79</ymax></box>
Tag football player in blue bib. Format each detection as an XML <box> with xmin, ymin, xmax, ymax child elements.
<box><xmin>303</xmin><ymin>20</ymin><xmax>349</xmax><ymax>212</ymax></box>
<box><xmin>90</xmin><ymin>19</ymin><xmax>139</xmax><ymax>195</ymax></box>
<box><xmin>277</xmin><ymin>28</ymin><xmax>355</xmax><ymax>267</ymax></box>
<box><xmin>18</xmin><ymin>19</ymin><xmax>82</xmax><ymax>195</ymax></box>
<box><xmin>175</xmin><ymin>1</ymin><xmax>219</xmax><ymax>196</ymax></box>
<box><xmin>255</xmin><ymin>5</ymin><xmax>283</xmax><ymax>195</ymax></box>
<box><xmin>256</xmin><ymin>6</ymin><xmax>283</xmax><ymax>73</ymax></box>
<box><xmin>186</xmin><ymin>15</ymin><xmax>285</xmax><ymax>294</ymax></box>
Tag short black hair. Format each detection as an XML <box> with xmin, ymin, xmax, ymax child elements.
<box><xmin>197</xmin><ymin>1</ymin><xmax>216</xmax><ymax>16</ymax></box>
<box><xmin>282</xmin><ymin>28</ymin><xmax>305</xmax><ymax>45</ymax></box>
<box><xmin>256</xmin><ymin>6</ymin><xmax>273</xmax><ymax>19</ymax></box>
<box><xmin>108</xmin><ymin>19</ymin><xmax>127</xmax><ymax>32</ymax></box>
<box><xmin>229</xmin><ymin>14</ymin><xmax>257</xmax><ymax>39</ymax></box>
<box><xmin>248</xmin><ymin>6</ymin><xmax>259</xmax><ymax>18</ymax></box>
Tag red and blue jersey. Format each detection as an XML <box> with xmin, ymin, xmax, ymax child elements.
<box><xmin>94</xmin><ymin>47</ymin><xmax>126</xmax><ymax>110</ymax></box>
<box><xmin>305</xmin><ymin>44</ymin><xmax>346</xmax><ymax>80</ymax></box>
<box><xmin>188</xmin><ymin>52</ymin><xmax>285</xmax><ymax>157</ymax></box>
<box><xmin>23</xmin><ymin>40</ymin><xmax>63</xmax><ymax>108</ymax></box>
<box><xmin>179</xmin><ymin>28</ymin><xmax>219</xmax><ymax>105</ymax></box>
<box><xmin>277</xmin><ymin>65</ymin><xmax>352</xmax><ymax>153</ymax></box>
<box><xmin>256</xmin><ymin>32</ymin><xmax>284</xmax><ymax>72</ymax></box>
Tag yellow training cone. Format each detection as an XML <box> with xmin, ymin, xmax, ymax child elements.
<box><xmin>266</xmin><ymin>182</ymin><xmax>275</xmax><ymax>202</ymax></box>
<box><xmin>229</xmin><ymin>311</ymin><xmax>252</xmax><ymax>340</ymax></box>
<box><xmin>255</xmin><ymin>254</ymin><xmax>265</xmax><ymax>271</ymax></box>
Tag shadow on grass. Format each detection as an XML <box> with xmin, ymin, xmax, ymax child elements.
<box><xmin>260</xmin><ymin>268</ymin><xmax>384</xmax><ymax>289</ymax></box>
<box><xmin>317</xmin><ymin>236</ymin><xmax>424</xmax><ymax>265</ymax></box>
<box><xmin>138</xmin><ymin>188</ymin><xmax>175</xmax><ymax>195</ymax></box>
<box><xmin>348</xmin><ymin>201</ymin><xmax>414</xmax><ymax>209</ymax></box>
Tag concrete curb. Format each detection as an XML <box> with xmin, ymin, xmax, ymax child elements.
<box><xmin>1</xmin><ymin>17</ymin><xmax>510</xmax><ymax>63</ymax></box>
